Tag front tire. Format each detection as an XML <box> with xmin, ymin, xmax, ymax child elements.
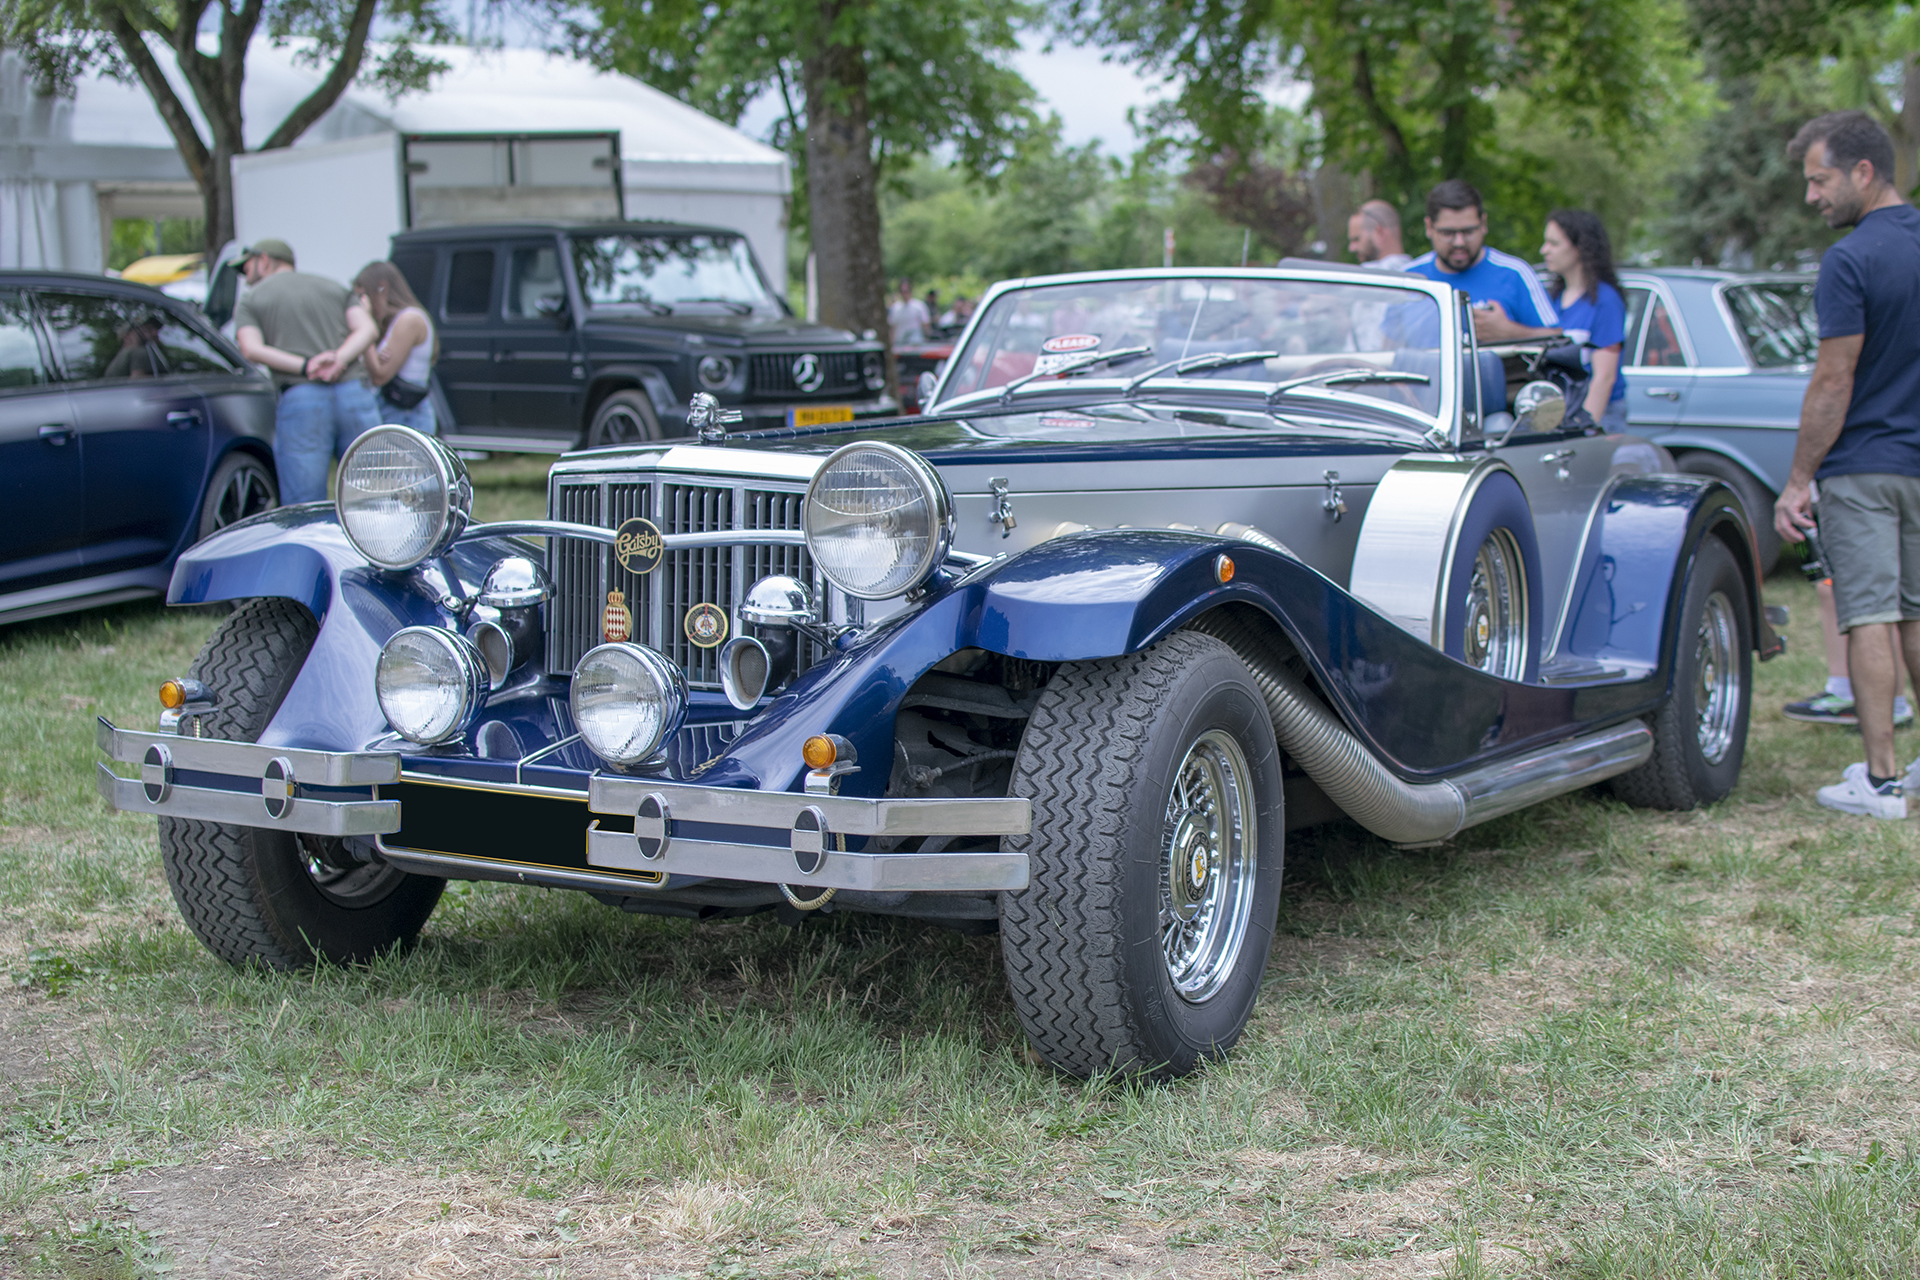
<box><xmin>1609</xmin><ymin>536</ymin><xmax>1752</xmax><ymax>810</ymax></box>
<box><xmin>586</xmin><ymin>390</ymin><xmax>662</xmax><ymax>448</ymax></box>
<box><xmin>1000</xmin><ymin>632</ymin><xmax>1284</xmax><ymax>1078</ymax></box>
<box><xmin>159</xmin><ymin>598</ymin><xmax>444</xmax><ymax>968</ymax></box>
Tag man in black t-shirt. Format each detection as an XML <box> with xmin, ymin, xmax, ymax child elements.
<box><xmin>1776</xmin><ymin>111</ymin><xmax>1920</xmax><ymax>819</ymax></box>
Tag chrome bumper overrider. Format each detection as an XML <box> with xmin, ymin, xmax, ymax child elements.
<box><xmin>95</xmin><ymin>718</ymin><xmax>401</xmax><ymax>835</ymax></box>
<box><xmin>94</xmin><ymin>718</ymin><xmax>1033</xmax><ymax>893</ymax></box>
<box><xmin>586</xmin><ymin>775</ymin><xmax>1033</xmax><ymax>892</ymax></box>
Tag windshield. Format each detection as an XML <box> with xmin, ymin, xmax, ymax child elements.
<box><xmin>570</xmin><ymin>233</ymin><xmax>778</xmax><ymax>312</ymax></box>
<box><xmin>1723</xmin><ymin>280</ymin><xmax>1818</xmax><ymax>368</ymax></box>
<box><xmin>940</xmin><ymin>276</ymin><xmax>1445</xmax><ymax>417</ymax></box>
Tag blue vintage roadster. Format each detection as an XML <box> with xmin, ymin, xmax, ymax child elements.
<box><xmin>96</xmin><ymin>265</ymin><xmax>1781</xmax><ymax>1078</ymax></box>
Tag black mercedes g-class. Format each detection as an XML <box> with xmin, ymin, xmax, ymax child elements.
<box><xmin>390</xmin><ymin>221</ymin><xmax>894</xmax><ymax>450</ymax></box>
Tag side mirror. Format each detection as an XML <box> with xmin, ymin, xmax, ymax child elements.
<box><xmin>915</xmin><ymin>370</ymin><xmax>938</xmax><ymax>412</ymax></box>
<box><xmin>535</xmin><ymin>294</ymin><xmax>568</xmax><ymax>324</ymax></box>
<box><xmin>1499</xmin><ymin>381</ymin><xmax>1566</xmax><ymax>444</ymax></box>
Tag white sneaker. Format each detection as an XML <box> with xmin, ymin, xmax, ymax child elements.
<box><xmin>1904</xmin><ymin>757</ymin><xmax>1920</xmax><ymax>797</ymax></box>
<box><xmin>1818</xmin><ymin>762</ymin><xmax>1907</xmax><ymax>819</ymax></box>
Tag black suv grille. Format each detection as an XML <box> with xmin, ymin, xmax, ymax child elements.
<box><xmin>547</xmin><ymin>474</ymin><xmax>819</xmax><ymax>688</ymax></box>
<box><xmin>749</xmin><ymin>351</ymin><xmax>868</xmax><ymax>398</ymax></box>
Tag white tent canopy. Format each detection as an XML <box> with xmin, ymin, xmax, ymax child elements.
<box><xmin>1</xmin><ymin>43</ymin><xmax>791</xmax><ymax>280</ymax></box>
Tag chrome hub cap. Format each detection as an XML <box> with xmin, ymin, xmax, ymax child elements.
<box><xmin>1694</xmin><ymin>590</ymin><xmax>1740</xmax><ymax>764</ymax></box>
<box><xmin>1159</xmin><ymin>729</ymin><xmax>1257</xmax><ymax>1003</ymax></box>
<box><xmin>299</xmin><ymin>834</ymin><xmax>405</xmax><ymax>907</ymax></box>
<box><xmin>1462</xmin><ymin>528</ymin><xmax>1528</xmax><ymax>680</ymax></box>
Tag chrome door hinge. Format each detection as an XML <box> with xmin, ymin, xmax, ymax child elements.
<box><xmin>989</xmin><ymin>477</ymin><xmax>1017</xmax><ymax>537</ymax></box>
<box><xmin>1322</xmin><ymin>470</ymin><xmax>1346</xmax><ymax>521</ymax></box>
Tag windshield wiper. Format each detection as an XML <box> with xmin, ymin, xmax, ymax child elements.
<box><xmin>681</xmin><ymin>297</ymin><xmax>755</xmax><ymax>314</ymax></box>
<box><xmin>1123</xmin><ymin>350</ymin><xmax>1281</xmax><ymax>397</ymax></box>
<box><xmin>1264</xmin><ymin>368</ymin><xmax>1429</xmax><ymax>406</ymax></box>
<box><xmin>997</xmin><ymin>345</ymin><xmax>1154</xmax><ymax>406</ymax></box>
<box><xmin>617</xmin><ymin>297</ymin><xmax>672</xmax><ymax>315</ymax></box>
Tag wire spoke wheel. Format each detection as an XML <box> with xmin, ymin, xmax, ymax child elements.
<box><xmin>1461</xmin><ymin>527</ymin><xmax>1528</xmax><ymax>680</ymax></box>
<box><xmin>1158</xmin><ymin>729</ymin><xmax>1258</xmax><ymax>1003</ymax></box>
<box><xmin>1694</xmin><ymin>590</ymin><xmax>1741</xmax><ymax>765</ymax></box>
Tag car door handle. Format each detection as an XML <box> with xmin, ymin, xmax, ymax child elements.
<box><xmin>1643</xmin><ymin>388</ymin><xmax>1682</xmax><ymax>401</ymax></box>
<box><xmin>38</xmin><ymin>423</ymin><xmax>72</xmax><ymax>446</ymax></box>
<box><xmin>166</xmin><ymin>410</ymin><xmax>202</xmax><ymax>430</ymax></box>
<box><xmin>1540</xmin><ymin>448</ymin><xmax>1576</xmax><ymax>463</ymax></box>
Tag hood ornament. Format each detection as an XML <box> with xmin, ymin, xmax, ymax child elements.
<box><xmin>689</xmin><ymin>392</ymin><xmax>745</xmax><ymax>444</ymax></box>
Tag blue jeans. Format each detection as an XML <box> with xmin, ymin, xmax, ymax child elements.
<box><xmin>1599</xmin><ymin>398</ymin><xmax>1628</xmax><ymax>432</ymax></box>
<box><xmin>274</xmin><ymin>380</ymin><xmax>382</xmax><ymax>505</ymax></box>
<box><xmin>378</xmin><ymin>393</ymin><xmax>436</xmax><ymax>436</ymax></box>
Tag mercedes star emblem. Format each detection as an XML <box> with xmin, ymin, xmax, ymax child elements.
<box><xmin>792</xmin><ymin>353</ymin><xmax>826</xmax><ymax>393</ymax></box>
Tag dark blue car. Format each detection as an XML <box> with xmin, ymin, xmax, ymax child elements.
<box><xmin>0</xmin><ymin>271</ymin><xmax>278</xmax><ymax>625</ymax></box>
<box><xmin>95</xmin><ymin>265</ymin><xmax>1780</xmax><ymax>1078</ymax></box>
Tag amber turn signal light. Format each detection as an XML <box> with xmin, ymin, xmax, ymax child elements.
<box><xmin>159</xmin><ymin>679</ymin><xmax>187</xmax><ymax>710</ymax></box>
<box><xmin>1215</xmin><ymin>554</ymin><xmax>1235</xmax><ymax>584</ymax></box>
<box><xmin>802</xmin><ymin>734</ymin><xmax>837</xmax><ymax>769</ymax></box>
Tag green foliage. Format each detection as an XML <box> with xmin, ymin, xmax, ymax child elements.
<box><xmin>106</xmin><ymin>218</ymin><xmax>205</xmax><ymax>272</ymax></box>
<box><xmin>561</xmin><ymin>0</ymin><xmax>1040</xmax><ymax>220</ymax></box>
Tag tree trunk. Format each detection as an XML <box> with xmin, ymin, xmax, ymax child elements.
<box><xmin>1898</xmin><ymin>56</ymin><xmax>1920</xmax><ymax>197</ymax></box>
<box><xmin>800</xmin><ymin>5</ymin><xmax>888</xmax><ymax>362</ymax></box>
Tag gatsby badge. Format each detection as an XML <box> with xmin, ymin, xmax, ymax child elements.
<box><xmin>602</xmin><ymin>590</ymin><xmax>633</xmax><ymax>644</ymax></box>
<box><xmin>684</xmin><ymin>602</ymin><xmax>729</xmax><ymax>649</ymax></box>
<box><xmin>614</xmin><ymin>517</ymin><xmax>664</xmax><ymax>576</ymax></box>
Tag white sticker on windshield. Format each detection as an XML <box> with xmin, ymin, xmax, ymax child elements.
<box><xmin>1033</xmin><ymin>332</ymin><xmax>1101</xmax><ymax>376</ymax></box>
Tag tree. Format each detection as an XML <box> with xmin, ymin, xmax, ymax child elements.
<box><xmin>559</xmin><ymin>0</ymin><xmax>1037</xmax><ymax>348</ymax></box>
<box><xmin>2</xmin><ymin>0</ymin><xmax>455</xmax><ymax>256</ymax></box>
<box><xmin>1055</xmin><ymin>0</ymin><xmax>1697</xmax><ymax>251</ymax></box>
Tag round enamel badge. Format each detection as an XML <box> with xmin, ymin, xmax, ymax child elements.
<box><xmin>614</xmin><ymin>517</ymin><xmax>664</xmax><ymax>576</ymax></box>
<box><xmin>684</xmin><ymin>602</ymin><xmax>729</xmax><ymax>649</ymax></box>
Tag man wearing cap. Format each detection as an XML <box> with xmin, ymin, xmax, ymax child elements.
<box><xmin>233</xmin><ymin>239</ymin><xmax>381</xmax><ymax>505</ymax></box>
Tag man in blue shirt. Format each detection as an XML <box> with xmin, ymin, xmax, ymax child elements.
<box><xmin>1773</xmin><ymin>111</ymin><xmax>1920</xmax><ymax>819</ymax></box>
<box><xmin>1406</xmin><ymin>180</ymin><xmax>1561</xmax><ymax>343</ymax></box>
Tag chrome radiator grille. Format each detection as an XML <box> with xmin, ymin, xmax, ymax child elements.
<box><xmin>547</xmin><ymin>473</ymin><xmax>817</xmax><ymax>687</ymax></box>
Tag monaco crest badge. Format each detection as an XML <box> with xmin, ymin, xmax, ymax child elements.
<box><xmin>602</xmin><ymin>590</ymin><xmax>633</xmax><ymax>644</ymax></box>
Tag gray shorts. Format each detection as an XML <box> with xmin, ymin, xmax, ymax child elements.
<box><xmin>1818</xmin><ymin>472</ymin><xmax>1920</xmax><ymax>631</ymax></box>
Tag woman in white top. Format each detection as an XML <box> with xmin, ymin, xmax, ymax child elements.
<box><xmin>334</xmin><ymin>261</ymin><xmax>438</xmax><ymax>435</ymax></box>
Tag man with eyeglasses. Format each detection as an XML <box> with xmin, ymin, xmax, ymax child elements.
<box><xmin>1407</xmin><ymin>179</ymin><xmax>1560</xmax><ymax>344</ymax></box>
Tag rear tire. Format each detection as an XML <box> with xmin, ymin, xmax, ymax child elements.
<box><xmin>1676</xmin><ymin>452</ymin><xmax>1780</xmax><ymax>576</ymax></box>
<box><xmin>1609</xmin><ymin>536</ymin><xmax>1751</xmax><ymax>810</ymax></box>
<box><xmin>586</xmin><ymin>390</ymin><xmax>662</xmax><ymax>448</ymax></box>
<box><xmin>159</xmin><ymin>598</ymin><xmax>443</xmax><ymax>968</ymax></box>
<box><xmin>999</xmin><ymin>632</ymin><xmax>1284</xmax><ymax>1078</ymax></box>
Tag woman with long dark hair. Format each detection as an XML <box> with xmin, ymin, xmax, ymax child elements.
<box><xmin>324</xmin><ymin>261</ymin><xmax>439</xmax><ymax>435</ymax></box>
<box><xmin>1541</xmin><ymin>208</ymin><xmax>1628</xmax><ymax>429</ymax></box>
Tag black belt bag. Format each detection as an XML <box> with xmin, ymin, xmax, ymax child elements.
<box><xmin>380</xmin><ymin>375</ymin><xmax>430</xmax><ymax>410</ymax></box>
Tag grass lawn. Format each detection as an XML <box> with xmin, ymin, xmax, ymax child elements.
<box><xmin>3</xmin><ymin>463</ymin><xmax>1918</xmax><ymax>1276</ymax></box>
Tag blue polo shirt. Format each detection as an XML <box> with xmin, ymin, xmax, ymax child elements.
<box><xmin>1555</xmin><ymin>283</ymin><xmax>1628</xmax><ymax>403</ymax></box>
<box><xmin>1407</xmin><ymin>247</ymin><xmax>1560</xmax><ymax>328</ymax></box>
<box><xmin>1814</xmin><ymin>203</ymin><xmax>1920</xmax><ymax>480</ymax></box>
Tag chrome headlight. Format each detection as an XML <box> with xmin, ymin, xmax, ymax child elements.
<box><xmin>571</xmin><ymin>643</ymin><xmax>687</xmax><ymax>766</ymax></box>
<box><xmin>862</xmin><ymin>353</ymin><xmax>886</xmax><ymax>392</ymax></box>
<box><xmin>802</xmin><ymin>441</ymin><xmax>953</xmax><ymax>599</ymax></box>
<box><xmin>376</xmin><ymin>626</ymin><xmax>487</xmax><ymax>745</ymax></box>
<box><xmin>336</xmin><ymin>425</ymin><xmax>472</xmax><ymax>570</ymax></box>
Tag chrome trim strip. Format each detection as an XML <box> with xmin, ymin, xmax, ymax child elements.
<box><xmin>459</xmin><ymin>520</ymin><xmax>807</xmax><ymax>549</ymax></box>
<box><xmin>374</xmin><ymin>842</ymin><xmax>667</xmax><ymax>893</ymax></box>
<box><xmin>399</xmin><ymin>769</ymin><xmax>588</xmax><ymax>801</ymax></box>
<box><xmin>97</xmin><ymin>718</ymin><xmax>400</xmax><ymax>787</ymax></box>
<box><xmin>589</xmin><ymin>773</ymin><xmax>1032</xmax><ymax>838</ymax></box>
<box><xmin>95</xmin><ymin>763</ymin><xmax>400</xmax><ymax>835</ymax></box>
<box><xmin>585</xmin><ymin>826</ymin><xmax>1030</xmax><ymax>892</ymax></box>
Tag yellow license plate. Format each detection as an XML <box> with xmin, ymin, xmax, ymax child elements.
<box><xmin>788</xmin><ymin>404</ymin><xmax>855</xmax><ymax>427</ymax></box>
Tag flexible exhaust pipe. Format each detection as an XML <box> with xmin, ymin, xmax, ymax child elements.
<box><xmin>1192</xmin><ymin>611</ymin><xmax>1651</xmax><ymax>844</ymax></box>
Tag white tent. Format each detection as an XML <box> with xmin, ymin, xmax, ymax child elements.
<box><xmin>0</xmin><ymin>43</ymin><xmax>792</xmax><ymax>281</ymax></box>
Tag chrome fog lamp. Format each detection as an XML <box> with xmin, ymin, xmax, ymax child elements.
<box><xmin>741</xmin><ymin>575</ymin><xmax>816</xmax><ymax>628</ymax></box>
<box><xmin>570</xmin><ymin>642</ymin><xmax>687</xmax><ymax>766</ymax></box>
<box><xmin>802</xmin><ymin>441</ymin><xmax>953</xmax><ymax>599</ymax></box>
<box><xmin>336</xmin><ymin>426</ymin><xmax>472</xmax><ymax>571</ymax></box>
<box><xmin>376</xmin><ymin>626</ymin><xmax>487</xmax><ymax>745</ymax></box>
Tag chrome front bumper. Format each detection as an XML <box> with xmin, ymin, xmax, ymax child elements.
<box><xmin>95</xmin><ymin>718</ymin><xmax>1032</xmax><ymax>893</ymax></box>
